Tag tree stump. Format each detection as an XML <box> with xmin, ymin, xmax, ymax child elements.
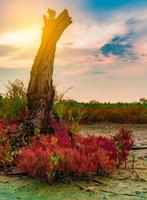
<box><xmin>27</xmin><ymin>9</ymin><xmax>72</xmax><ymax>133</ymax></box>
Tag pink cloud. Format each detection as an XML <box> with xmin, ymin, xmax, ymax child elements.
<box><xmin>134</xmin><ymin>39</ymin><xmax>147</xmax><ymax>62</ymax></box>
<box><xmin>109</xmin><ymin>62</ymin><xmax>147</xmax><ymax>77</ymax></box>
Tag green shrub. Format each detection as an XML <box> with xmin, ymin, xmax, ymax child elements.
<box><xmin>1</xmin><ymin>80</ymin><xmax>27</xmax><ymax>120</ymax></box>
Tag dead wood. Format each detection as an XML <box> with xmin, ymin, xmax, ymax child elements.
<box><xmin>27</xmin><ymin>9</ymin><xmax>72</xmax><ymax>133</ymax></box>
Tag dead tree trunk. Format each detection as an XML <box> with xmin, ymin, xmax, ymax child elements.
<box><xmin>27</xmin><ymin>9</ymin><xmax>72</xmax><ymax>132</ymax></box>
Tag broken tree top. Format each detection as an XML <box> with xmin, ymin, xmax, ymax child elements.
<box><xmin>41</xmin><ymin>8</ymin><xmax>72</xmax><ymax>46</ymax></box>
<box><xmin>43</xmin><ymin>8</ymin><xmax>72</xmax><ymax>36</ymax></box>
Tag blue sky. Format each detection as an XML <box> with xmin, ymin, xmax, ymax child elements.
<box><xmin>85</xmin><ymin>0</ymin><xmax>147</xmax><ymax>10</ymax></box>
<box><xmin>0</xmin><ymin>0</ymin><xmax>147</xmax><ymax>102</ymax></box>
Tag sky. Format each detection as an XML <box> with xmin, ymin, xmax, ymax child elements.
<box><xmin>0</xmin><ymin>0</ymin><xmax>147</xmax><ymax>102</ymax></box>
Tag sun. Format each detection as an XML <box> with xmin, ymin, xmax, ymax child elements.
<box><xmin>0</xmin><ymin>27</ymin><xmax>41</xmax><ymax>47</ymax></box>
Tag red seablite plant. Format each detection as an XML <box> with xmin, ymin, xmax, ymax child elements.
<box><xmin>16</xmin><ymin>121</ymin><xmax>134</xmax><ymax>184</ymax></box>
<box><xmin>113</xmin><ymin>128</ymin><xmax>134</xmax><ymax>165</ymax></box>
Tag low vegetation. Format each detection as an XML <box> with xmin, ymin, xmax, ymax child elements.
<box><xmin>0</xmin><ymin>80</ymin><xmax>147</xmax><ymax>124</ymax></box>
<box><xmin>0</xmin><ymin>80</ymin><xmax>140</xmax><ymax>185</ymax></box>
<box><xmin>0</xmin><ymin>80</ymin><xmax>27</xmax><ymax>120</ymax></box>
<box><xmin>55</xmin><ymin>100</ymin><xmax>147</xmax><ymax>124</ymax></box>
<box><xmin>0</xmin><ymin>120</ymin><xmax>133</xmax><ymax>184</ymax></box>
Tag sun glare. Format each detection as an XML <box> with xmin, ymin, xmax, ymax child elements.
<box><xmin>0</xmin><ymin>27</ymin><xmax>41</xmax><ymax>46</ymax></box>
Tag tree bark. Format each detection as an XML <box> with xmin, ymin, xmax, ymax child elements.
<box><xmin>27</xmin><ymin>9</ymin><xmax>72</xmax><ymax>132</ymax></box>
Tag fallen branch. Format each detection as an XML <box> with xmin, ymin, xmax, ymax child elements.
<box><xmin>115</xmin><ymin>177</ymin><xmax>130</xmax><ymax>181</ymax></box>
<box><xmin>117</xmin><ymin>170</ymin><xmax>146</xmax><ymax>182</ymax></box>
<box><xmin>92</xmin><ymin>179</ymin><xmax>107</xmax><ymax>186</ymax></box>
<box><xmin>121</xmin><ymin>167</ymin><xmax>147</xmax><ymax>170</ymax></box>
<box><xmin>132</xmin><ymin>146</ymin><xmax>147</xmax><ymax>150</ymax></box>
<box><xmin>6</xmin><ymin>172</ymin><xmax>28</xmax><ymax>177</ymax></box>
<box><xmin>73</xmin><ymin>182</ymin><xmax>85</xmax><ymax>190</ymax></box>
<box><xmin>131</xmin><ymin>170</ymin><xmax>146</xmax><ymax>182</ymax></box>
<box><xmin>73</xmin><ymin>182</ymin><xmax>95</xmax><ymax>193</ymax></box>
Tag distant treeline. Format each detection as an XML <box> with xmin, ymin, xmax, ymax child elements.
<box><xmin>55</xmin><ymin>99</ymin><xmax>147</xmax><ymax>124</ymax></box>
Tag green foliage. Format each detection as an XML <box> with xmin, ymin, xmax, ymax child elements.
<box><xmin>139</xmin><ymin>98</ymin><xmax>147</xmax><ymax>105</ymax></box>
<box><xmin>1</xmin><ymin>80</ymin><xmax>27</xmax><ymax>120</ymax></box>
<box><xmin>0</xmin><ymin>95</ymin><xmax>4</xmax><ymax>118</ymax></box>
<box><xmin>55</xmin><ymin>100</ymin><xmax>147</xmax><ymax>124</ymax></box>
<box><xmin>0</xmin><ymin>95</ymin><xmax>3</xmax><ymax>105</ymax></box>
